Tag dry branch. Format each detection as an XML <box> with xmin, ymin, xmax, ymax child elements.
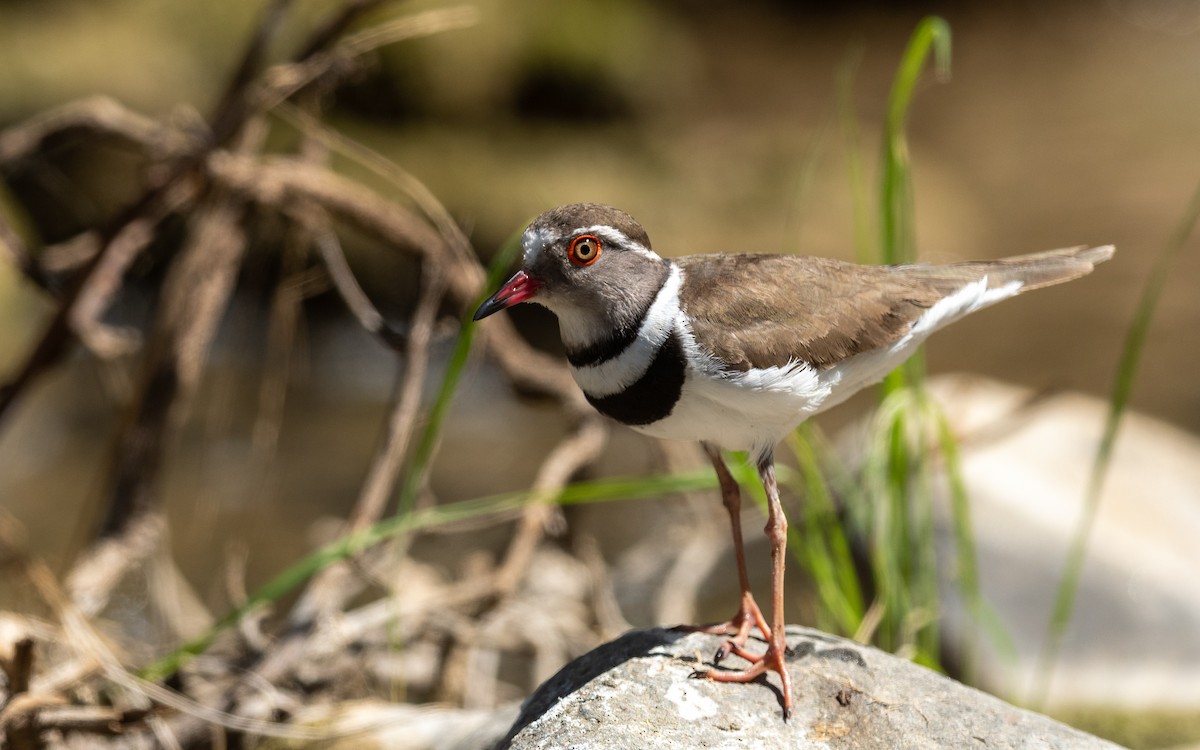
<box><xmin>343</xmin><ymin>246</ymin><xmax>448</xmax><ymax>532</ymax></box>
<box><xmin>0</xmin><ymin>2</ymin><xmax>627</xmax><ymax>746</ymax></box>
<box><xmin>0</xmin><ymin>95</ymin><xmax>198</xmax><ymax>165</ymax></box>
<box><xmin>493</xmin><ymin>416</ymin><xmax>610</xmax><ymax>596</ymax></box>
<box><xmin>66</xmin><ymin>513</ymin><xmax>166</xmax><ymax>617</ymax></box>
<box><xmin>67</xmin><ymin>178</ymin><xmax>199</xmax><ymax>360</ymax></box>
<box><xmin>93</xmin><ymin>194</ymin><xmax>248</xmax><ymax>541</ymax></box>
<box><xmin>0</xmin><ymin>210</ymin><xmax>50</xmax><ymax>292</ymax></box>
<box><xmin>257</xmin><ymin>7</ymin><xmax>480</xmax><ymax>112</ymax></box>
<box><xmin>309</xmin><ymin>213</ymin><xmax>408</xmax><ymax>349</ymax></box>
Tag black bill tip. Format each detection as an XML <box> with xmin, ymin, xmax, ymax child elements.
<box><xmin>472</xmin><ymin>270</ymin><xmax>542</xmax><ymax>321</ymax></box>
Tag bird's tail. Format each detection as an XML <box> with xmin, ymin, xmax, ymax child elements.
<box><xmin>899</xmin><ymin>244</ymin><xmax>1115</xmax><ymax>293</ymax></box>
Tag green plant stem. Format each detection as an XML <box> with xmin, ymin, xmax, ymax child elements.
<box><xmin>880</xmin><ymin>15</ymin><xmax>950</xmax><ymax>267</ymax></box>
<box><xmin>787</xmin><ymin>427</ymin><xmax>864</xmax><ymax>634</ymax></box>
<box><xmin>879</xmin><ymin>16</ymin><xmax>950</xmax><ymax>395</ymax></box>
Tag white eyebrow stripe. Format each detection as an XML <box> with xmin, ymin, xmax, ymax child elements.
<box><xmin>578</xmin><ymin>225</ymin><xmax>660</xmax><ymax>260</ymax></box>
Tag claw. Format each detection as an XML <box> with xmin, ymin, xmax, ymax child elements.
<box><xmin>676</xmin><ymin>590</ymin><xmax>771</xmax><ymax>667</ymax></box>
<box><xmin>697</xmin><ymin>635</ymin><xmax>794</xmax><ymax>720</ymax></box>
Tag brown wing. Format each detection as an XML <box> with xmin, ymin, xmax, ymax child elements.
<box><xmin>676</xmin><ymin>246</ymin><xmax>1112</xmax><ymax>371</ymax></box>
<box><xmin>677</xmin><ymin>254</ymin><xmax>945</xmax><ymax>371</ymax></box>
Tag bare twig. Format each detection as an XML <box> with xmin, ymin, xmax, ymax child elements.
<box><xmin>0</xmin><ymin>210</ymin><xmax>50</xmax><ymax>291</ymax></box>
<box><xmin>249</xmin><ymin>248</ymin><xmax>325</xmax><ymax>467</ymax></box>
<box><xmin>208</xmin><ymin>0</ymin><xmax>295</xmax><ymax>146</ymax></box>
<box><xmin>0</xmin><ymin>0</ymin><xmax>368</xmax><ymax>427</ymax></box>
<box><xmin>294</xmin><ymin>0</ymin><xmax>389</xmax><ymax>61</ymax></box>
<box><xmin>257</xmin><ymin>7</ymin><xmax>480</xmax><ymax>112</ymax></box>
<box><xmin>273</xmin><ymin>101</ymin><xmax>477</xmax><ymax>267</ymax></box>
<box><xmin>0</xmin><ymin>1</ymin><xmax>482</xmax><ymax>430</ymax></box>
<box><xmin>339</xmin><ymin>8</ymin><xmax>480</xmax><ymax>58</ymax></box>
<box><xmin>0</xmin><ymin>95</ymin><xmax>197</xmax><ymax>164</ymax></box>
<box><xmin>66</xmin><ymin>512</ymin><xmax>166</xmax><ymax>617</ymax></box>
<box><xmin>576</xmin><ymin>535</ymin><xmax>633</xmax><ymax>640</ymax></box>
<box><xmin>93</xmin><ymin>193</ymin><xmax>248</xmax><ymax>541</ymax></box>
<box><xmin>344</xmin><ymin>242</ymin><xmax>447</xmax><ymax>532</ymax></box>
<box><xmin>493</xmin><ymin>416</ymin><xmax>610</xmax><ymax>595</ymax></box>
<box><xmin>309</xmin><ymin>212</ymin><xmax>407</xmax><ymax>349</ymax></box>
<box><xmin>263</xmin><ymin>220</ymin><xmax>446</xmax><ymax>638</ymax></box>
<box><xmin>266</xmin><ymin>104</ymin><xmax>585</xmax><ymax>406</ymax></box>
<box><xmin>247</xmin><ymin>92</ymin><xmax>332</xmax><ymax>479</ymax></box>
<box><xmin>238</xmin><ymin>215</ymin><xmax>449</xmax><ymax>695</ymax></box>
<box><xmin>39</xmin><ymin>230</ymin><xmax>100</xmax><ymax>273</ymax></box>
<box><xmin>208</xmin><ymin>152</ymin><xmax>579</xmax><ymax>399</ymax></box>
<box><xmin>67</xmin><ymin>177</ymin><xmax>199</xmax><ymax>360</ymax></box>
<box><xmin>269</xmin><ymin>98</ymin><xmax>589</xmax><ymax>402</ymax></box>
<box><xmin>207</xmin><ymin>153</ymin><xmax>466</xmax><ymax>280</ymax></box>
<box><xmin>220</xmin><ymin>543</ymin><xmax>272</xmax><ymax>653</ymax></box>
<box><xmin>28</xmin><ymin>558</ymin><xmax>339</xmax><ymax>741</ymax></box>
<box><xmin>0</xmin><ymin>3</ymin><xmax>622</xmax><ymax>739</ymax></box>
<box><xmin>0</xmin><ymin>179</ymin><xmax>188</xmax><ymax>424</ymax></box>
<box><xmin>0</xmin><ymin>636</ymin><xmax>35</xmax><ymax>696</ymax></box>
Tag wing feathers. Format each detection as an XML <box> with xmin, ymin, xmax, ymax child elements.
<box><xmin>677</xmin><ymin>246</ymin><xmax>1112</xmax><ymax>371</ymax></box>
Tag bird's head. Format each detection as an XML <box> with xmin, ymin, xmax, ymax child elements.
<box><xmin>473</xmin><ymin>204</ymin><xmax>669</xmax><ymax>337</ymax></box>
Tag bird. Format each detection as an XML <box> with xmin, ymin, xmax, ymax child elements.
<box><xmin>472</xmin><ymin>202</ymin><xmax>1113</xmax><ymax>719</ymax></box>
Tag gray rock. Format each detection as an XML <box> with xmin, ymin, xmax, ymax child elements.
<box><xmin>499</xmin><ymin>627</ymin><xmax>1124</xmax><ymax>749</ymax></box>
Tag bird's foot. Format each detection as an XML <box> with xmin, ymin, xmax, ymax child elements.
<box><xmin>690</xmin><ymin>634</ymin><xmax>795</xmax><ymax>721</ymax></box>
<box><xmin>673</xmin><ymin>592</ymin><xmax>770</xmax><ymax>664</ymax></box>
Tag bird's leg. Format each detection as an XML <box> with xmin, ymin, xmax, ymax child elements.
<box><xmin>677</xmin><ymin>444</ymin><xmax>772</xmax><ymax>663</ymax></box>
<box><xmin>694</xmin><ymin>452</ymin><xmax>795</xmax><ymax>720</ymax></box>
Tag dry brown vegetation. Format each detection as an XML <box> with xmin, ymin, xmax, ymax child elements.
<box><xmin>0</xmin><ymin>2</ymin><xmax>631</xmax><ymax>746</ymax></box>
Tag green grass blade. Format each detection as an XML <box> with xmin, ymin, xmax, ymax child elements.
<box><xmin>879</xmin><ymin>15</ymin><xmax>950</xmax><ymax>394</ymax></box>
<box><xmin>1034</xmin><ymin>176</ymin><xmax>1200</xmax><ymax>704</ymax></box>
<box><xmin>929</xmin><ymin>400</ymin><xmax>1018</xmax><ymax>677</ymax></box>
<box><xmin>852</xmin><ymin>17</ymin><xmax>953</xmax><ymax>660</ymax></box>
<box><xmin>880</xmin><ymin>15</ymin><xmax>951</xmax><ymax>266</ymax></box>
<box><xmin>785</xmin><ymin>427</ymin><xmax>865</xmax><ymax>634</ymax></box>
<box><xmin>932</xmin><ymin>406</ymin><xmax>981</xmax><ymax>675</ymax></box>
<box><xmin>911</xmin><ymin>409</ymin><xmax>940</xmax><ymax>663</ymax></box>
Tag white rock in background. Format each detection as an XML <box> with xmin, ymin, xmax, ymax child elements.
<box><xmin>929</xmin><ymin>374</ymin><xmax>1200</xmax><ymax>710</ymax></box>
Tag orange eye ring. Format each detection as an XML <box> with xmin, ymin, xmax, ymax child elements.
<box><xmin>568</xmin><ymin>234</ymin><xmax>602</xmax><ymax>266</ymax></box>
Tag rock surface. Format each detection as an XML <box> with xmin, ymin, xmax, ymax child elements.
<box><xmin>499</xmin><ymin>627</ymin><xmax>1124</xmax><ymax>749</ymax></box>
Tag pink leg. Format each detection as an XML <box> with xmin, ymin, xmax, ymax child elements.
<box><xmin>694</xmin><ymin>451</ymin><xmax>794</xmax><ymax>720</ymax></box>
<box><xmin>677</xmin><ymin>444</ymin><xmax>771</xmax><ymax>662</ymax></box>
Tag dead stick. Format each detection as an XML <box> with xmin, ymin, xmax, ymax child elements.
<box><xmin>0</xmin><ymin>211</ymin><xmax>50</xmax><ymax>292</ymax></box>
<box><xmin>493</xmin><ymin>417</ymin><xmax>609</xmax><ymax>595</ymax></box>
<box><xmin>309</xmin><ymin>213</ymin><xmax>408</xmax><ymax>350</ymax></box>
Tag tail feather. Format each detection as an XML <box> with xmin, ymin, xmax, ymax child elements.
<box><xmin>898</xmin><ymin>244</ymin><xmax>1115</xmax><ymax>293</ymax></box>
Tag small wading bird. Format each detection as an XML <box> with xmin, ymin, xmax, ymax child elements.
<box><xmin>473</xmin><ymin>203</ymin><xmax>1113</xmax><ymax>719</ymax></box>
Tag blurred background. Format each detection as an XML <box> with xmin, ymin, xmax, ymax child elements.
<box><xmin>1</xmin><ymin>0</ymin><xmax>1199</xmax><ymax>747</ymax></box>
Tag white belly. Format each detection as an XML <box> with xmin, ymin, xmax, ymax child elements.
<box><xmin>629</xmin><ymin>361</ymin><xmax>831</xmax><ymax>457</ymax></box>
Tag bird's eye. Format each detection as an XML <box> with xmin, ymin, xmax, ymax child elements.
<box><xmin>568</xmin><ymin>235</ymin><xmax>602</xmax><ymax>266</ymax></box>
